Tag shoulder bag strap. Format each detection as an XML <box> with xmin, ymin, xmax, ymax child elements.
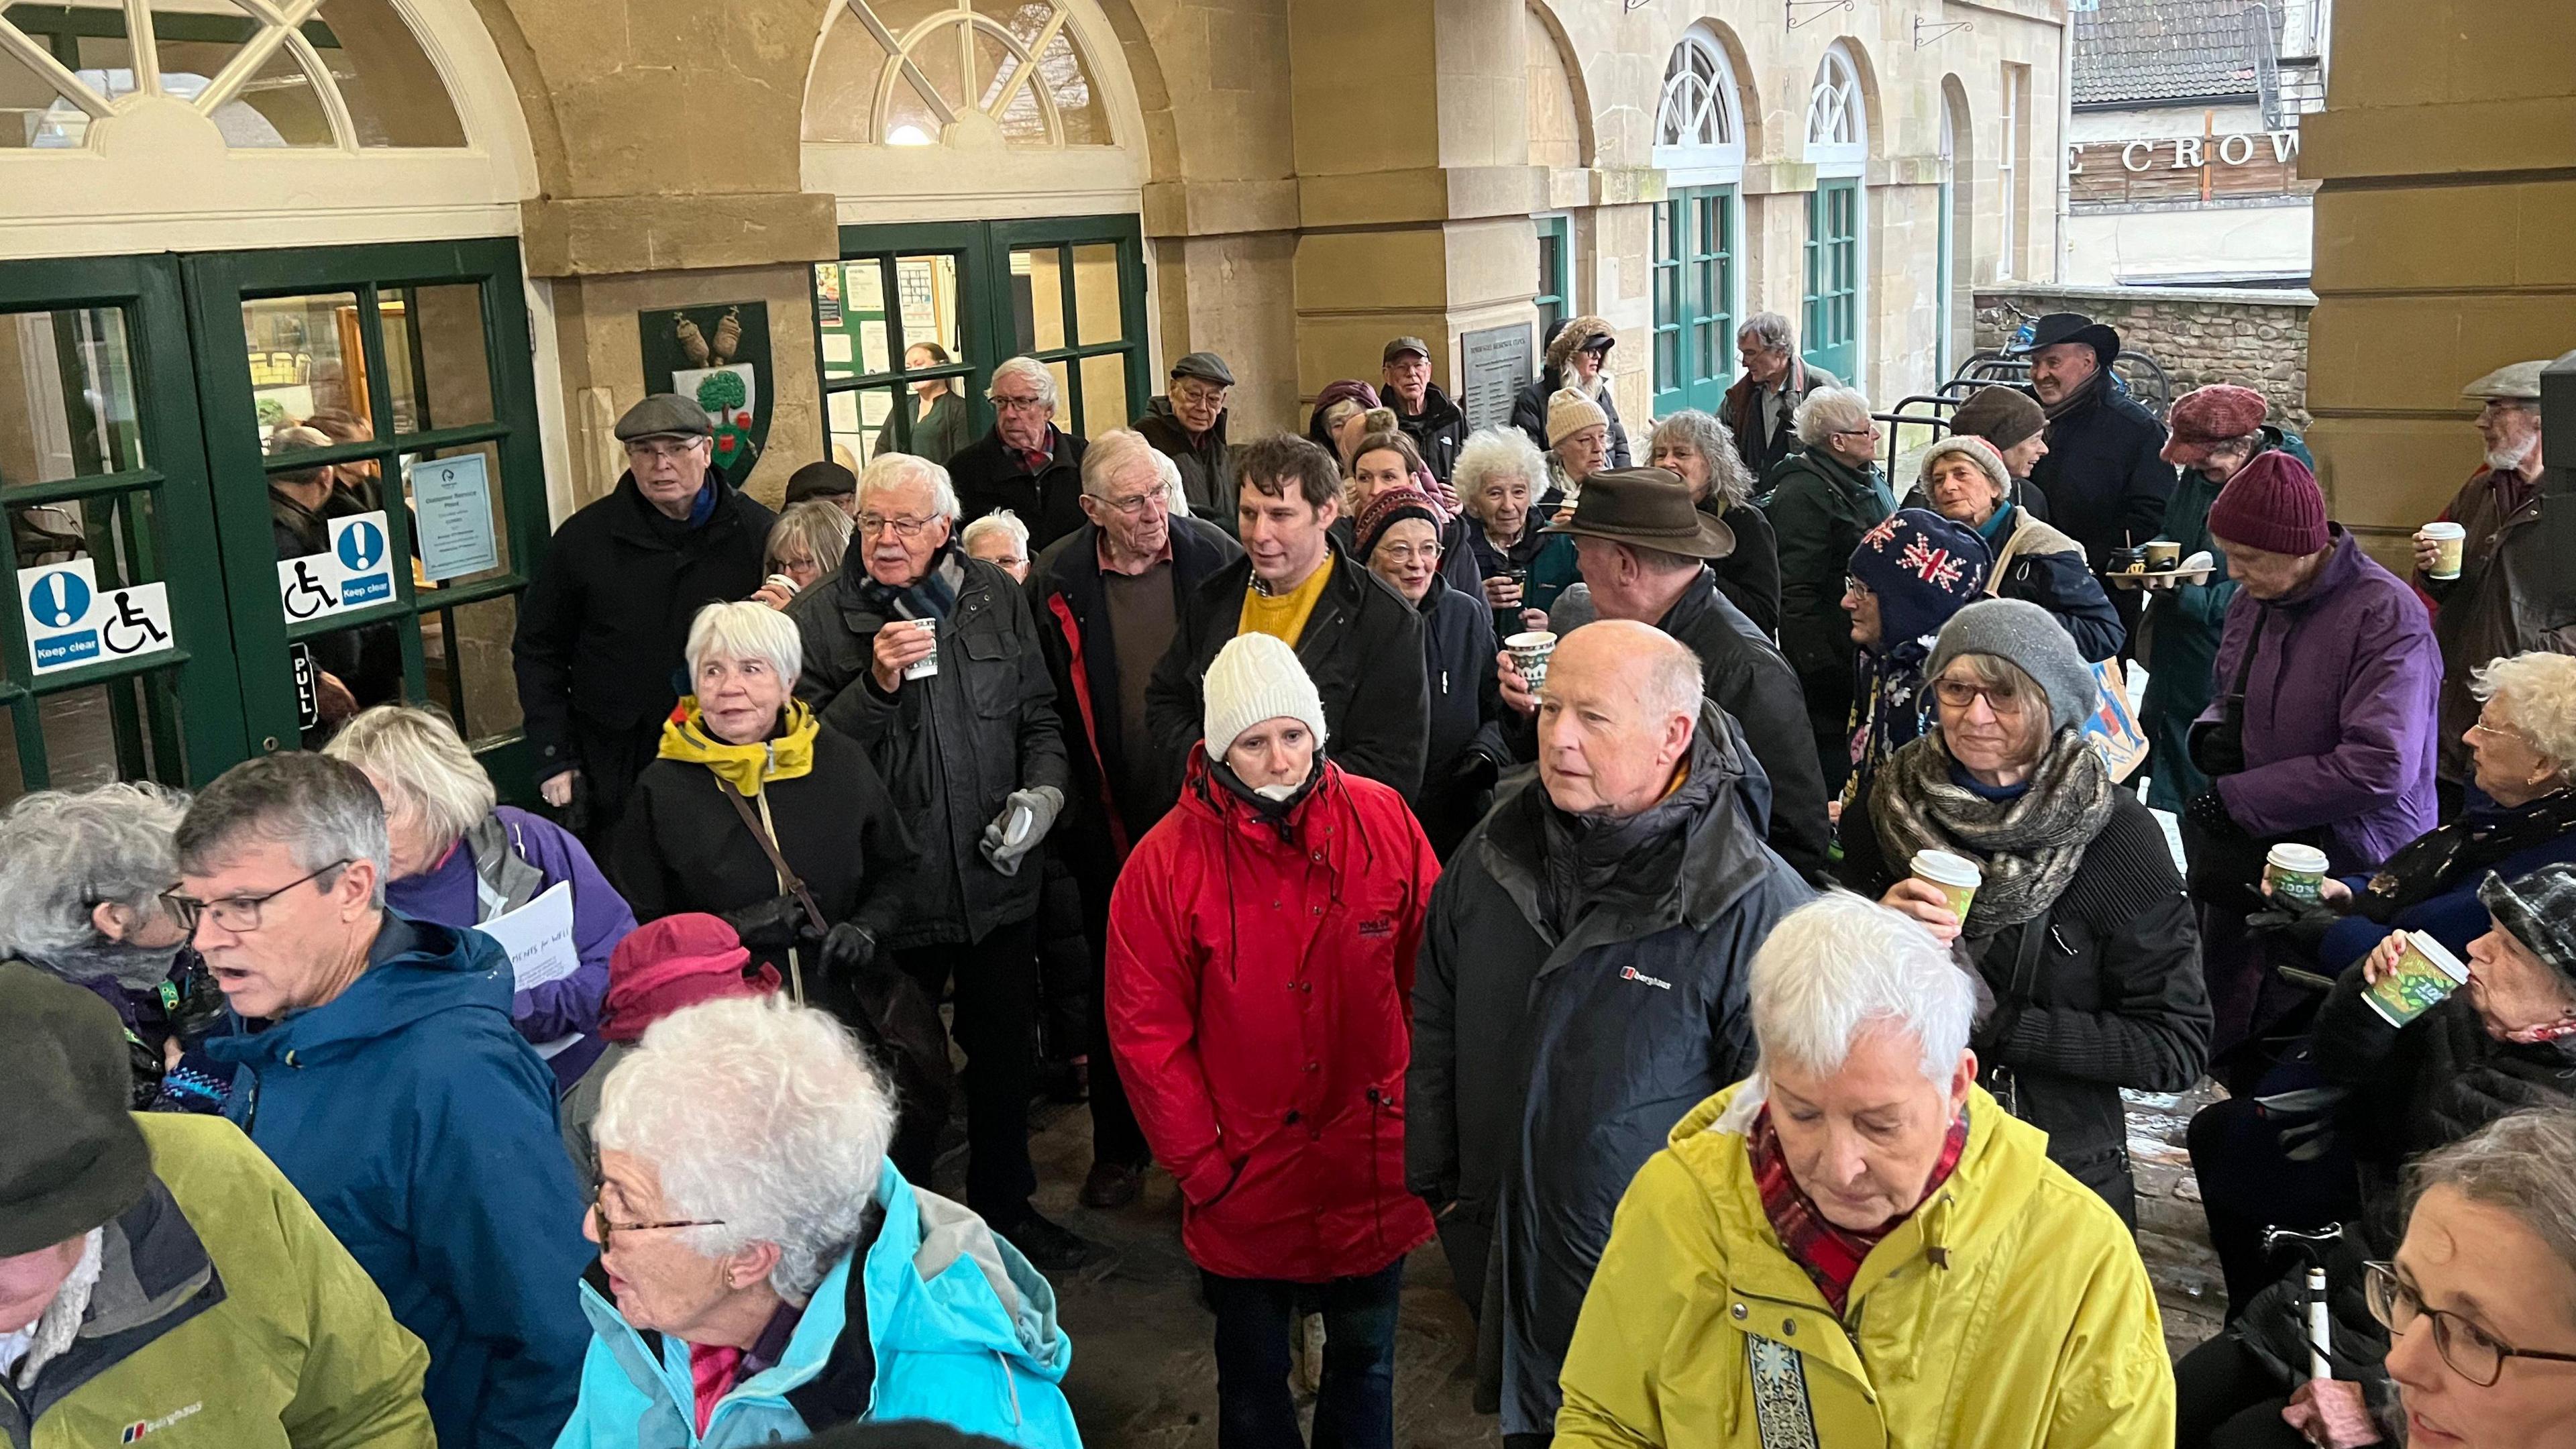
<box><xmin>713</xmin><ymin>775</ymin><xmax>829</xmax><ymax>938</ymax></box>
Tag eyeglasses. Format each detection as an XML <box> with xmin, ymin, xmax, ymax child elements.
<box><xmin>1173</xmin><ymin>383</ymin><xmax>1230</xmax><ymax>407</ymax></box>
<box><xmin>160</xmin><ymin>860</ymin><xmax>352</xmax><ymax>934</ymax></box>
<box><xmin>2468</xmin><ymin>718</ymin><xmax>2532</xmax><ymax>748</ymax></box>
<box><xmin>1376</xmin><ymin>542</ymin><xmax>1442</xmax><ymax>564</ymax></box>
<box><xmin>856</xmin><ymin>513</ymin><xmax>938</xmax><ymax>539</ymax></box>
<box><xmin>1833</xmin><ymin>425</ymin><xmax>1882</xmax><ymax>440</ymax></box>
<box><xmin>624</xmin><ymin>439</ymin><xmax>704</xmax><ymax>462</ymax></box>
<box><xmin>2365</xmin><ymin>1260</ymin><xmax>2576</xmax><ymax>1387</ymax></box>
<box><xmin>990</xmin><ymin>394</ymin><xmax>1051</xmax><ymax>414</ymax></box>
<box><xmin>587</xmin><ymin>1194</ymin><xmax>726</xmax><ymax>1256</ymax></box>
<box><xmin>1843</xmin><ymin>576</ymin><xmax>1874</xmax><ymax>598</ymax></box>
<box><xmin>1093</xmin><ymin>490</ymin><xmax>1167</xmax><ymax>518</ymax></box>
<box><xmin>1933</xmin><ymin>678</ymin><xmax>2028</xmax><ymax>715</ymax></box>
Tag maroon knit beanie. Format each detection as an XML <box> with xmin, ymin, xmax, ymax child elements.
<box><xmin>2204</xmin><ymin>450</ymin><xmax>2328</xmax><ymax>555</ymax></box>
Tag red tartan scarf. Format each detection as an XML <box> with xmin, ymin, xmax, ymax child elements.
<box><xmin>1748</xmin><ymin>1103</ymin><xmax>1970</xmax><ymax>1316</ymax></box>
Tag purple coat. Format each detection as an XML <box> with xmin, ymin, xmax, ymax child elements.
<box><xmin>2203</xmin><ymin>530</ymin><xmax>2440</xmax><ymax>873</ymax></box>
<box><xmin>384</xmin><ymin>804</ymin><xmax>634</xmax><ymax>1091</ymax></box>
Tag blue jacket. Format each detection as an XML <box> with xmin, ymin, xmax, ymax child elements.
<box><xmin>553</xmin><ymin>1164</ymin><xmax>1080</xmax><ymax>1449</ymax></box>
<box><xmin>209</xmin><ymin>913</ymin><xmax>593</xmax><ymax>1449</ymax></box>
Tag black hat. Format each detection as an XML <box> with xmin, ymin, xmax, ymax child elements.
<box><xmin>613</xmin><ymin>392</ymin><xmax>713</xmax><ymax>442</ymax></box>
<box><xmin>784</xmin><ymin>460</ymin><xmax>858</xmax><ymax>504</ymax></box>
<box><xmin>1171</xmin><ymin>352</ymin><xmax>1235</xmax><ymax>388</ymax></box>
<box><xmin>0</xmin><ymin>963</ymin><xmax>151</xmax><ymax>1256</ymax></box>
<box><xmin>2478</xmin><ymin>863</ymin><xmax>2576</xmax><ymax>986</ymax></box>
<box><xmin>1544</xmin><ymin>467</ymin><xmax>1735</xmax><ymax>559</ymax></box>
<box><xmin>2024</xmin><ymin>313</ymin><xmax>2122</xmax><ymax>367</ymax></box>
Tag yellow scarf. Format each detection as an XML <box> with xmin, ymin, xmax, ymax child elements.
<box><xmin>657</xmin><ymin>697</ymin><xmax>818</xmax><ymax>798</ymax></box>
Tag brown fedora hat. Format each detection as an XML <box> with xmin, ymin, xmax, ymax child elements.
<box><xmin>1543</xmin><ymin>467</ymin><xmax>1735</xmax><ymax>559</ymax></box>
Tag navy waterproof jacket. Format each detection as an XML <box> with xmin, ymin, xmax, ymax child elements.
<box><xmin>211</xmin><ymin>914</ymin><xmax>594</xmax><ymax>1449</ymax></box>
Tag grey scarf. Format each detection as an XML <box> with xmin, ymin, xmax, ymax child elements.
<box><xmin>1870</xmin><ymin>727</ymin><xmax>2115</xmax><ymax>932</ymax></box>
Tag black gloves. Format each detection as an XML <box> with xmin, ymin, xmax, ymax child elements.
<box><xmin>818</xmin><ymin>922</ymin><xmax>879</xmax><ymax>978</ymax></box>
<box><xmin>717</xmin><ymin>894</ymin><xmax>812</xmax><ymax>950</ymax></box>
<box><xmin>2185</xmin><ymin>788</ymin><xmax>2245</xmax><ymax>838</ymax></box>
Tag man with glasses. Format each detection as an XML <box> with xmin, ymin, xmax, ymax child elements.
<box><xmin>1132</xmin><ymin>350</ymin><xmax>1236</xmax><ymax>519</ymax></box>
<box><xmin>1382</xmin><ymin>335</ymin><xmax>1470</xmax><ymax>483</ymax></box>
<box><xmin>1028</xmin><ymin>429</ymin><xmax>1241</xmax><ymax>1210</ymax></box>
<box><xmin>180</xmin><ymin>751</ymin><xmax>592</xmax><ymax>1449</ymax></box>
<box><xmin>1762</xmin><ymin>384</ymin><xmax>1897</xmax><ymax>792</ymax></box>
<box><xmin>950</xmin><ymin>355</ymin><xmax>1091</xmax><ymax>553</ymax></box>
<box><xmin>785</xmin><ymin>452</ymin><xmax>1088</xmax><ymax>1271</ymax></box>
<box><xmin>515</xmin><ymin>392</ymin><xmax>774</xmax><ymax>846</ymax></box>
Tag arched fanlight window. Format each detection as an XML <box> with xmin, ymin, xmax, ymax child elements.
<box><xmin>0</xmin><ymin>0</ymin><xmax>467</xmax><ymax>150</ymax></box>
<box><xmin>1655</xmin><ymin>31</ymin><xmax>1737</xmax><ymax>154</ymax></box>
<box><xmin>1805</xmin><ymin>42</ymin><xmax>1866</xmax><ymax>173</ymax></box>
<box><xmin>804</xmin><ymin>0</ymin><xmax>1111</xmax><ymax>149</ymax></box>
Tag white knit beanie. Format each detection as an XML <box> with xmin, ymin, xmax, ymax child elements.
<box><xmin>1546</xmin><ymin>388</ymin><xmax>1611</xmax><ymax>448</ymax></box>
<box><xmin>1202</xmin><ymin>632</ymin><xmax>1328</xmax><ymax>761</ymax></box>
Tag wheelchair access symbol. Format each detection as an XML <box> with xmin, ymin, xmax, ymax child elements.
<box><xmin>21</xmin><ymin>559</ymin><xmax>176</xmax><ymax>677</ymax></box>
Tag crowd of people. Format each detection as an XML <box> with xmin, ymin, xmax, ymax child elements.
<box><xmin>5</xmin><ymin>311</ymin><xmax>2571</xmax><ymax>1449</ymax></box>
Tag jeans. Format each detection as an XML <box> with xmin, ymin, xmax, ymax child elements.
<box><xmin>897</xmin><ymin>915</ymin><xmax>1040</xmax><ymax>1225</ymax></box>
<box><xmin>1201</xmin><ymin>1261</ymin><xmax>1405</xmax><ymax>1449</ymax></box>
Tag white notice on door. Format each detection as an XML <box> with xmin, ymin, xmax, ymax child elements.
<box><xmin>471</xmin><ymin>880</ymin><xmax>582</xmax><ymax>991</ymax></box>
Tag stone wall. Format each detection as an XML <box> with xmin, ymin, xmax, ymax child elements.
<box><xmin>1972</xmin><ymin>282</ymin><xmax>2316</xmax><ymax>429</ymax></box>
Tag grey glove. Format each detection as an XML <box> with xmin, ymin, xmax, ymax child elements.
<box><xmin>979</xmin><ymin>786</ymin><xmax>1062</xmax><ymax>877</ymax></box>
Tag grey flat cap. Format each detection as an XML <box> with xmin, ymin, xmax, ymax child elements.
<box><xmin>1171</xmin><ymin>352</ymin><xmax>1235</xmax><ymax>387</ymax></box>
<box><xmin>2463</xmin><ymin>360</ymin><xmax>2551</xmax><ymax>401</ymax></box>
<box><xmin>614</xmin><ymin>392</ymin><xmax>712</xmax><ymax>441</ymax></box>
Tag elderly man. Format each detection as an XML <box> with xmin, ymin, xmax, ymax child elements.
<box><xmin>1763</xmin><ymin>386</ymin><xmax>1895</xmax><ymax>790</ymax></box>
<box><xmin>1144</xmin><ymin>433</ymin><xmax>1428</xmax><ymax>800</ymax></box>
<box><xmin>1555</xmin><ymin>891</ymin><xmax>2173</xmax><ymax>1448</ymax></box>
<box><xmin>1720</xmin><ymin>313</ymin><xmax>1839</xmax><ymax>479</ymax></box>
<box><xmin>949</xmin><ymin>356</ymin><xmax>1091</xmax><ymax>551</ymax></box>
<box><xmin>179</xmin><ymin>752</ymin><xmax>593</xmax><ymax>1449</ymax></box>
<box><xmin>1028</xmin><ymin>429</ymin><xmax>1241</xmax><ymax>1210</ymax></box>
<box><xmin>515</xmin><ymin>393</ymin><xmax>775</xmax><ymax>845</ymax></box>
<box><xmin>1131</xmin><ymin>351</ymin><xmax>1235</xmax><ymax>517</ymax></box>
<box><xmin>2021</xmin><ymin>313</ymin><xmax>2178</xmax><ymax>657</ymax></box>
<box><xmin>1495</xmin><ymin>468</ymin><xmax>1831</xmax><ymax>882</ymax></box>
<box><xmin>1411</xmin><ymin>621</ymin><xmax>1812</xmax><ymax>1448</ymax></box>
<box><xmin>1381</xmin><ymin>335</ymin><xmax>1469</xmax><ymax>482</ymax></box>
<box><xmin>784</xmin><ymin>452</ymin><xmax>1084</xmax><ymax>1269</ymax></box>
<box><xmin>2416</xmin><ymin>358</ymin><xmax>2571</xmax><ymax>809</ymax></box>
<box><xmin>3</xmin><ymin>965</ymin><xmax>437</xmax><ymax>1448</ymax></box>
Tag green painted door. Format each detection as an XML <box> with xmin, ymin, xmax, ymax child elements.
<box><xmin>1652</xmin><ymin>186</ymin><xmax>1734</xmax><ymax>418</ymax></box>
<box><xmin>1803</xmin><ymin>180</ymin><xmax>1860</xmax><ymax>383</ymax></box>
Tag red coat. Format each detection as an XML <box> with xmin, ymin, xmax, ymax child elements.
<box><xmin>1107</xmin><ymin>756</ymin><xmax>1440</xmax><ymax>1283</ymax></box>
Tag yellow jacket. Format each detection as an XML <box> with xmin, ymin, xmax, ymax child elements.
<box><xmin>1556</xmin><ymin>1080</ymin><xmax>2172</xmax><ymax>1449</ymax></box>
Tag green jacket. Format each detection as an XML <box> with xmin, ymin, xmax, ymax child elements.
<box><xmin>3</xmin><ymin>1114</ymin><xmax>434</xmax><ymax>1449</ymax></box>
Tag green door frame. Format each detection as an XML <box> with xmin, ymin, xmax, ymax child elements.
<box><xmin>1803</xmin><ymin>180</ymin><xmax>1860</xmax><ymax>382</ymax></box>
<box><xmin>1652</xmin><ymin>186</ymin><xmax>1734</xmax><ymax>418</ymax></box>
<box><xmin>0</xmin><ymin>253</ymin><xmax>246</xmax><ymax>788</ymax></box>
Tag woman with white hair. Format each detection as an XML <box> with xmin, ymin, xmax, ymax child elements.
<box><xmin>556</xmin><ymin>994</ymin><xmax>1081</xmax><ymax>1448</ymax></box>
<box><xmin>960</xmin><ymin>507</ymin><xmax>1032</xmax><ymax>582</ymax></box>
<box><xmin>1915</xmin><ymin>433</ymin><xmax>2123</xmax><ymax>661</ymax></box>
<box><xmin>326</xmin><ymin>704</ymin><xmax>638</xmax><ymax>1091</ymax></box>
<box><xmin>1454</xmin><ymin>425</ymin><xmax>1576</xmax><ymax>637</ymax></box>
<box><xmin>1760</xmin><ymin>384</ymin><xmax>1896</xmax><ymax>789</ymax></box>
<box><xmin>1556</xmin><ymin>890</ymin><xmax>2174</xmax><ymax>1449</ymax></box>
<box><xmin>1648</xmin><ymin>408</ymin><xmax>1780</xmax><ymax>636</ymax></box>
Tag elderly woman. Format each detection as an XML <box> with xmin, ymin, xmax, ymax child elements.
<box><xmin>2177</xmin><ymin>874</ymin><xmax>2576</xmax><ymax>1448</ymax></box>
<box><xmin>1916</xmin><ymin>433</ymin><xmax>2124</xmax><ymax>661</ymax></box>
<box><xmin>1763</xmin><ymin>385</ymin><xmax>1896</xmax><ymax>789</ymax></box>
<box><xmin>753</xmin><ymin>498</ymin><xmax>853</xmax><ymax>610</ymax></box>
<box><xmin>558</xmin><ymin>995</ymin><xmax>1080</xmax><ymax>1448</ymax></box>
<box><xmin>1544</xmin><ymin>388</ymin><xmax>1612</xmax><ymax>504</ymax></box>
<box><xmin>960</xmin><ymin>507</ymin><xmax>1032</xmax><ymax>582</ymax></box>
<box><xmin>1838</xmin><ymin>509</ymin><xmax>1992</xmax><ymax>812</ymax></box>
<box><xmin>1338</xmin><ymin>429</ymin><xmax>1479</xmax><ymax>596</ymax></box>
<box><xmin>0</xmin><ymin>782</ymin><xmax>226</xmax><ymax>1112</ymax></box>
<box><xmin>1358</xmin><ymin>484</ymin><xmax>1505</xmax><ymax>857</ymax></box>
<box><xmin>1650</xmin><ymin>409</ymin><xmax>1780</xmax><ymax>636</ymax></box>
<box><xmin>327</xmin><ymin>705</ymin><xmax>637</xmax><ymax>1091</ymax></box>
<box><xmin>1843</xmin><ymin>598</ymin><xmax>2212</xmax><ymax>1222</ymax></box>
<box><xmin>1305</xmin><ymin>378</ymin><xmax>1381</xmax><ymax>468</ymax></box>
<box><xmin>1454</xmin><ymin>426</ymin><xmax>1576</xmax><ymax>638</ymax></box>
<box><xmin>1557</xmin><ymin>891</ymin><xmax>2173</xmax><ymax>1448</ymax></box>
<box><xmin>1511</xmin><ymin>316</ymin><xmax>1631</xmax><ymax>468</ymax></box>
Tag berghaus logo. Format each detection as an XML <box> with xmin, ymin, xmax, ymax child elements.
<box><xmin>121</xmin><ymin>1402</ymin><xmax>201</xmax><ymax>1441</ymax></box>
<box><xmin>1620</xmin><ymin>965</ymin><xmax>1672</xmax><ymax>990</ymax></box>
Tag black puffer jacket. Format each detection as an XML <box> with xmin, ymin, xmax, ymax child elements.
<box><xmin>1837</xmin><ymin>783</ymin><xmax>2212</xmax><ymax>1224</ymax></box>
<box><xmin>1652</xmin><ymin>576</ymin><xmax>1833</xmax><ymax>883</ymax></box>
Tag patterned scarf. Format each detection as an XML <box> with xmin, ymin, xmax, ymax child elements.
<box><xmin>2040</xmin><ymin>365</ymin><xmax>2110</xmax><ymax>423</ymax></box>
<box><xmin>1870</xmin><ymin>727</ymin><xmax>2116</xmax><ymax>932</ymax></box>
<box><xmin>1749</xmin><ymin>1106</ymin><xmax>1968</xmax><ymax>1316</ymax></box>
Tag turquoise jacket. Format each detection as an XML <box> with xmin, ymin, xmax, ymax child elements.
<box><xmin>552</xmin><ymin>1165</ymin><xmax>1081</xmax><ymax>1449</ymax></box>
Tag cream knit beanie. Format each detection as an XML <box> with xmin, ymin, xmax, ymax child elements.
<box><xmin>1201</xmin><ymin>632</ymin><xmax>1328</xmax><ymax>761</ymax></box>
<box><xmin>1546</xmin><ymin>388</ymin><xmax>1611</xmax><ymax>448</ymax></box>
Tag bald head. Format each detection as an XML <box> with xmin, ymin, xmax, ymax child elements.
<box><xmin>1538</xmin><ymin>621</ymin><xmax>1705</xmax><ymax>817</ymax></box>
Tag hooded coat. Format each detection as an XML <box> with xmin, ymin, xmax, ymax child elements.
<box><xmin>1554</xmin><ymin>1082</ymin><xmax>2173</xmax><ymax>1449</ymax></box>
<box><xmin>552</xmin><ymin>1164</ymin><xmax>1080</xmax><ymax>1449</ymax></box>
<box><xmin>1509</xmin><ymin>319</ymin><xmax>1633</xmax><ymax>470</ymax></box>
<box><xmin>2203</xmin><ymin>529</ymin><xmax>2443</xmax><ymax>873</ymax></box>
<box><xmin>3</xmin><ymin>1113</ymin><xmax>436</xmax><ymax>1449</ymax></box>
<box><xmin>1106</xmin><ymin>756</ymin><xmax>1441</xmax><ymax>1283</ymax></box>
<box><xmin>207</xmin><ymin>915</ymin><xmax>594</xmax><ymax>1449</ymax></box>
<box><xmin>1409</xmin><ymin>701</ymin><xmax>1815</xmax><ymax>1436</ymax></box>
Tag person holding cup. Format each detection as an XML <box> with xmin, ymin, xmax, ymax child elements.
<box><xmin>1455</xmin><ymin>426</ymin><xmax>1578</xmax><ymax>639</ymax></box>
<box><xmin>1839</xmin><ymin>597</ymin><xmax>2212</xmax><ymax>1223</ymax></box>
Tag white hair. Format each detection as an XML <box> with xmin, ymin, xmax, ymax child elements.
<box><xmin>1452</xmin><ymin>427</ymin><xmax>1550</xmax><ymax>521</ymax></box>
<box><xmin>1794</xmin><ymin>386</ymin><xmax>1874</xmax><ymax>448</ymax></box>
<box><xmin>856</xmin><ymin>451</ymin><xmax>960</xmax><ymax>521</ymax></box>
<box><xmin>594</xmin><ymin>996</ymin><xmax>896</xmax><ymax>1299</ymax></box>
<box><xmin>1750</xmin><ymin>891</ymin><xmax>1978</xmax><ymax>1085</ymax></box>
<box><xmin>986</xmin><ymin>356</ymin><xmax>1059</xmax><ymax>409</ymax></box>
<box><xmin>1080</xmin><ymin>427</ymin><xmax>1177</xmax><ymax>500</ymax></box>
<box><xmin>2472</xmin><ymin>651</ymin><xmax>2576</xmax><ymax>773</ymax></box>
<box><xmin>0</xmin><ymin>783</ymin><xmax>191</xmax><ymax>987</ymax></box>
<box><xmin>685</xmin><ymin>600</ymin><xmax>804</xmax><ymax>689</ymax></box>
<box><xmin>961</xmin><ymin>508</ymin><xmax>1030</xmax><ymax>556</ymax></box>
<box><xmin>323</xmin><ymin>706</ymin><xmax>496</xmax><ymax>859</ymax></box>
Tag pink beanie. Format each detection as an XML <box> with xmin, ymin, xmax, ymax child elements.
<box><xmin>2204</xmin><ymin>451</ymin><xmax>2328</xmax><ymax>556</ymax></box>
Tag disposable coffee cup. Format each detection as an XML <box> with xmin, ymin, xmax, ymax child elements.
<box><xmin>2143</xmin><ymin>540</ymin><xmax>2182</xmax><ymax>572</ymax></box>
<box><xmin>1505</xmin><ymin>631</ymin><xmax>1558</xmax><ymax>690</ymax></box>
<box><xmin>2263</xmin><ymin>843</ymin><xmax>2330</xmax><ymax>906</ymax></box>
<box><xmin>2363</xmin><ymin>930</ymin><xmax>2471</xmax><ymax>1028</ymax></box>
<box><xmin>900</xmin><ymin>617</ymin><xmax>940</xmax><ymax>680</ymax></box>
<box><xmin>1909</xmin><ymin>849</ymin><xmax>1982</xmax><ymax>922</ymax></box>
<box><xmin>2422</xmin><ymin>521</ymin><xmax>2466</xmax><ymax>580</ymax></box>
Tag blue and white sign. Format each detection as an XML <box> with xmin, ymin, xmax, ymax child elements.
<box><xmin>21</xmin><ymin>558</ymin><xmax>176</xmax><ymax>676</ymax></box>
<box><xmin>333</xmin><ymin>512</ymin><xmax>393</xmax><ymax>606</ymax></box>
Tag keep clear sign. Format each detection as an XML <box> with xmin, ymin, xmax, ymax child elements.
<box><xmin>20</xmin><ymin>558</ymin><xmax>176</xmax><ymax>676</ymax></box>
<box><xmin>276</xmin><ymin>511</ymin><xmax>395</xmax><ymax>623</ymax></box>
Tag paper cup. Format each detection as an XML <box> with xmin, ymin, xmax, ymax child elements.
<box><xmin>2263</xmin><ymin>843</ymin><xmax>2330</xmax><ymax>906</ymax></box>
<box><xmin>1910</xmin><ymin>849</ymin><xmax>1982</xmax><ymax>922</ymax></box>
<box><xmin>1505</xmin><ymin>631</ymin><xmax>1558</xmax><ymax>689</ymax></box>
<box><xmin>2143</xmin><ymin>541</ymin><xmax>2182</xmax><ymax>571</ymax></box>
<box><xmin>2363</xmin><ymin>931</ymin><xmax>2471</xmax><ymax>1028</ymax></box>
<box><xmin>901</xmin><ymin>616</ymin><xmax>940</xmax><ymax>680</ymax></box>
<box><xmin>2422</xmin><ymin>521</ymin><xmax>2466</xmax><ymax>579</ymax></box>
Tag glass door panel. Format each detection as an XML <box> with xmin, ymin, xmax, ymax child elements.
<box><xmin>1803</xmin><ymin>180</ymin><xmax>1860</xmax><ymax>382</ymax></box>
<box><xmin>816</xmin><ymin>244</ymin><xmax>979</xmax><ymax>467</ymax></box>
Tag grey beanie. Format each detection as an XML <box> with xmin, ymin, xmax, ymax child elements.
<box><xmin>1927</xmin><ymin>597</ymin><xmax>2097</xmax><ymax>736</ymax></box>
